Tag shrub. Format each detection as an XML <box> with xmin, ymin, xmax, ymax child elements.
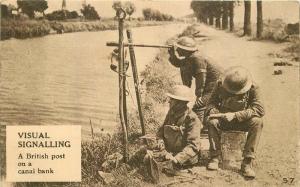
<box><xmin>46</xmin><ymin>10</ymin><xmax>79</xmax><ymax>21</ymax></box>
<box><xmin>81</xmin><ymin>4</ymin><xmax>100</xmax><ymax>20</ymax></box>
<box><xmin>81</xmin><ymin>134</ymin><xmax>122</xmax><ymax>184</ymax></box>
<box><xmin>142</xmin><ymin>8</ymin><xmax>173</xmax><ymax>21</ymax></box>
<box><xmin>1</xmin><ymin>19</ymin><xmax>51</xmax><ymax>40</ymax></box>
<box><xmin>283</xmin><ymin>39</ymin><xmax>300</xmax><ymax>62</ymax></box>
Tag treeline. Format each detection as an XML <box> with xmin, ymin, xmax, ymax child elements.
<box><xmin>190</xmin><ymin>1</ymin><xmax>264</xmax><ymax>38</ymax></box>
<box><xmin>1</xmin><ymin>0</ymin><xmax>100</xmax><ymax>21</ymax></box>
<box><xmin>2</xmin><ymin>0</ymin><xmax>175</xmax><ymax>22</ymax></box>
<box><xmin>142</xmin><ymin>8</ymin><xmax>174</xmax><ymax>21</ymax></box>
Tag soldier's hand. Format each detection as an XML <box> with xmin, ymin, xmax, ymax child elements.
<box><xmin>146</xmin><ymin>150</ymin><xmax>153</xmax><ymax>158</ymax></box>
<box><xmin>165</xmin><ymin>152</ymin><xmax>178</xmax><ymax>164</ymax></box>
<box><xmin>157</xmin><ymin>139</ymin><xmax>165</xmax><ymax>151</ymax></box>
<box><xmin>168</xmin><ymin>45</ymin><xmax>175</xmax><ymax>56</ymax></box>
<box><xmin>194</xmin><ymin>97</ymin><xmax>205</xmax><ymax>108</ymax></box>
<box><xmin>224</xmin><ymin>112</ymin><xmax>236</xmax><ymax>122</ymax></box>
<box><xmin>209</xmin><ymin>108</ymin><xmax>220</xmax><ymax>115</ymax></box>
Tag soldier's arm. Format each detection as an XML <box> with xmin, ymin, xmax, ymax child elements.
<box><xmin>195</xmin><ymin>72</ymin><xmax>206</xmax><ymax>97</ymax></box>
<box><xmin>234</xmin><ymin>85</ymin><xmax>265</xmax><ymax>122</ymax></box>
<box><xmin>193</xmin><ymin>57</ymin><xmax>208</xmax><ymax>107</ymax></box>
<box><xmin>206</xmin><ymin>82</ymin><xmax>221</xmax><ymax>114</ymax></box>
<box><xmin>168</xmin><ymin>46</ymin><xmax>182</xmax><ymax>67</ymax></box>
<box><xmin>174</xmin><ymin>116</ymin><xmax>201</xmax><ymax>165</ymax></box>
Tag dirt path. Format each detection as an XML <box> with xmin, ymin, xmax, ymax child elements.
<box><xmin>160</xmin><ymin>24</ymin><xmax>299</xmax><ymax>187</ymax></box>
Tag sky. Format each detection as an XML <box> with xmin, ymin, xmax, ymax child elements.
<box><xmin>2</xmin><ymin>0</ymin><xmax>299</xmax><ymax>23</ymax></box>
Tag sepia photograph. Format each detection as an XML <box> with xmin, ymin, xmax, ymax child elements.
<box><xmin>0</xmin><ymin>0</ymin><xmax>299</xmax><ymax>186</ymax></box>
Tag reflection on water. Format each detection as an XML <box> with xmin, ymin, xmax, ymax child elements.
<box><xmin>0</xmin><ymin>24</ymin><xmax>187</xmax><ymax>135</ymax></box>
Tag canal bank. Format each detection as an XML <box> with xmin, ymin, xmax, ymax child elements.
<box><xmin>0</xmin><ymin>19</ymin><xmax>176</xmax><ymax>41</ymax></box>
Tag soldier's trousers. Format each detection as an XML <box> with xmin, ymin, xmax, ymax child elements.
<box><xmin>192</xmin><ymin>107</ymin><xmax>205</xmax><ymax>123</ymax></box>
<box><xmin>207</xmin><ymin>117</ymin><xmax>263</xmax><ymax>159</ymax></box>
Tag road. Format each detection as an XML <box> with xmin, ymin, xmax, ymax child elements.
<box><xmin>160</xmin><ymin>23</ymin><xmax>299</xmax><ymax>187</ymax></box>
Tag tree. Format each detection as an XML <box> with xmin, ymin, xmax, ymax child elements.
<box><xmin>1</xmin><ymin>4</ymin><xmax>9</xmax><ymax>18</ymax></box>
<box><xmin>17</xmin><ymin>0</ymin><xmax>48</xmax><ymax>18</ymax></box>
<box><xmin>112</xmin><ymin>1</ymin><xmax>136</xmax><ymax>20</ymax></box>
<box><xmin>190</xmin><ymin>0</ymin><xmax>208</xmax><ymax>23</ymax></box>
<box><xmin>211</xmin><ymin>1</ymin><xmax>222</xmax><ymax>29</ymax></box>
<box><xmin>124</xmin><ymin>1</ymin><xmax>136</xmax><ymax>19</ymax></box>
<box><xmin>243</xmin><ymin>0</ymin><xmax>252</xmax><ymax>36</ymax></box>
<box><xmin>81</xmin><ymin>4</ymin><xmax>100</xmax><ymax>20</ymax></box>
<box><xmin>256</xmin><ymin>0</ymin><xmax>263</xmax><ymax>38</ymax></box>
<box><xmin>142</xmin><ymin>8</ymin><xmax>152</xmax><ymax>20</ymax></box>
<box><xmin>222</xmin><ymin>1</ymin><xmax>229</xmax><ymax>30</ymax></box>
<box><xmin>62</xmin><ymin>0</ymin><xmax>66</xmax><ymax>10</ymax></box>
<box><xmin>229</xmin><ymin>1</ymin><xmax>235</xmax><ymax>32</ymax></box>
<box><xmin>112</xmin><ymin>1</ymin><xmax>122</xmax><ymax>11</ymax></box>
<box><xmin>190</xmin><ymin>1</ymin><xmax>226</xmax><ymax>29</ymax></box>
<box><xmin>142</xmin><ymin>8</ymin><xmax>173</xmax><ymax>21</ymax></box>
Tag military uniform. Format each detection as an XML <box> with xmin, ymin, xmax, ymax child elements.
<box><xmin>206</xmin><ymin>80</ymin><xmax>264</xmax><ymax>159</ymax></box>
<box><xmin>169</xmin><ymin>52</ymin><xmax>222</xmax><ymax>121</ymax></box>
<box><xmin>157</xmin><ymin>106</ymin><xmax>202</xmax><ymax>165</ymax></box>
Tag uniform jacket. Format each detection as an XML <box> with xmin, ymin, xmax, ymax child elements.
<box><xmin>157</xmin><ymin>106</ymin><xmax>202</xmax><ymax>165</ymax></box>
<box><xmin>169</xmin><ymin>52</ymin><xmax>222</xmax><ymax>106</ymax></box>
<box><xmin>206</xmin><ymin>80</ymin><xmax>265</xmax><ymax>122</ymax></box>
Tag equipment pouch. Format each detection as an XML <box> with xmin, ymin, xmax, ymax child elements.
<box><xmin>163</xmin><ymin>125</ymin><xmax>185</xmax><ymax>153</ymax></box>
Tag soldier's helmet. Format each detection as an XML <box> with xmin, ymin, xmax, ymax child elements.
<box><xmin>222</xmin><ymin>66</ymin><xmax>253</xmax><ymax>95</ymax></box>
<box><xmin>166</xmin><ymin>85</ymin><xmax>193</xmax><ymax>102</ymax></box>
<box><xmin>175</xmin><ymin>37</ymin><xmax>198</xmax><ymax>52</ymax></box>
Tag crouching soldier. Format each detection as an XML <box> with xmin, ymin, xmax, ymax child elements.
<box><xmin>156</xmin><ymin>85</ymin><xmax>202</xmax><ymax>167</ymax></box>
<box><xmin>205</xmin><ymin>66</ymin><xmax>264</xmax><ymax>178</ymax></box>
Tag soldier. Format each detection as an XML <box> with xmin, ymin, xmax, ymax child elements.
<box><xmin>168</xmin><ymin>36</ymin><xmax>222</xmax><ymax>124</ymax></box>
<box><xmin>205</xmin><ymin>66</ymin><xmax>264</xmax><ymax>178</ymax></box>
<box><xmin>156</xmin><ymin>84</ymin><xmax>202</xmax><ymax>167</ymax></box>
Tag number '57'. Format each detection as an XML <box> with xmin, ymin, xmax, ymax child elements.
<box><xmin>283</xmin><ymin>178</ymin><xmax>294</xmax><ymax>184</ymax></box>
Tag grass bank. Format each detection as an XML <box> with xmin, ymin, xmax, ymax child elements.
<box><xmin>0</xmin><ymin>18</ymin><xmax>173</xmax><ymax>40</ymax></box>
<box><xmin>234</xmin><ymin>19</ymin><xmax>299</xmax><ymax>43</ymax></box>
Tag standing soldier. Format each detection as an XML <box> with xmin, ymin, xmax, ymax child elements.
<box><xmin>168</xmin><ymin>36</ymin><xmax>222</xmax><ymax>124</ymax></box>
<box><xmin>205</xmin><ymin>66</ymin><xmax>264</xmax><ymax>178</ymax></box>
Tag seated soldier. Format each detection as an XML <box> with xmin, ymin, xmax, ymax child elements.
<box><xmin>205</xmin><ymin>66</ymin><xmax>264</xmax><ymax>178</ymax></box>
<box><xmin>156</xmin><ymin>84</ymin><xmax>202</xmax><ymax>167</ymax></box>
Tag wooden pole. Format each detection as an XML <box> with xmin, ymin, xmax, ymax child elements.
<box><xmin>106</xmin><ymin>41</ymin><xmax>172</xmax><ymax>49</ymax></box>
<box><xmin>126</xmin><ymin>29</ymin><xmax>146</xmax><ymax>136</ymax></box>
<box><xmin>117</xmin><ymin>8</ymin><xmax>128</xmax><ymax>163</ymax></box>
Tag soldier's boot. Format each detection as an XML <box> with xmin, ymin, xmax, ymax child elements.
<box><xmin>241</xmin><ymin>157</ymin><xmax>256</xmax><ymax>179</ymax></box>
<box><xmin>207</xmin><ymin>157</ymin><xmax>219</xmax><ymax>170</ymax></box>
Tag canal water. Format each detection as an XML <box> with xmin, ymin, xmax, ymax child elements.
<box><xmin>0</xmin><ymin>24</ymin><xmax>187</xmax><ymax>137</ymax></box>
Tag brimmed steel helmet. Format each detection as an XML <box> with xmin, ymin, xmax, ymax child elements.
<box><xmin>222</xmin><ymin>66</ymin><xmax>253</xmax><ymax>95</ymax></box>
<box><xmin>166</xmin><ymin>85</ymin><xmax>193</xmax><ymax>102</ymax></box>
<box><xmin>175</xmin><ymin>37</ymin><xmax>198</xmax><ymax>52</ymax></box>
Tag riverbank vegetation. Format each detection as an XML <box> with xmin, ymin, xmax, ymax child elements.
<box><xmin>0</xmin><ymin>18</ymin><xmax>171</xmax><ymax>40</ymax></box>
